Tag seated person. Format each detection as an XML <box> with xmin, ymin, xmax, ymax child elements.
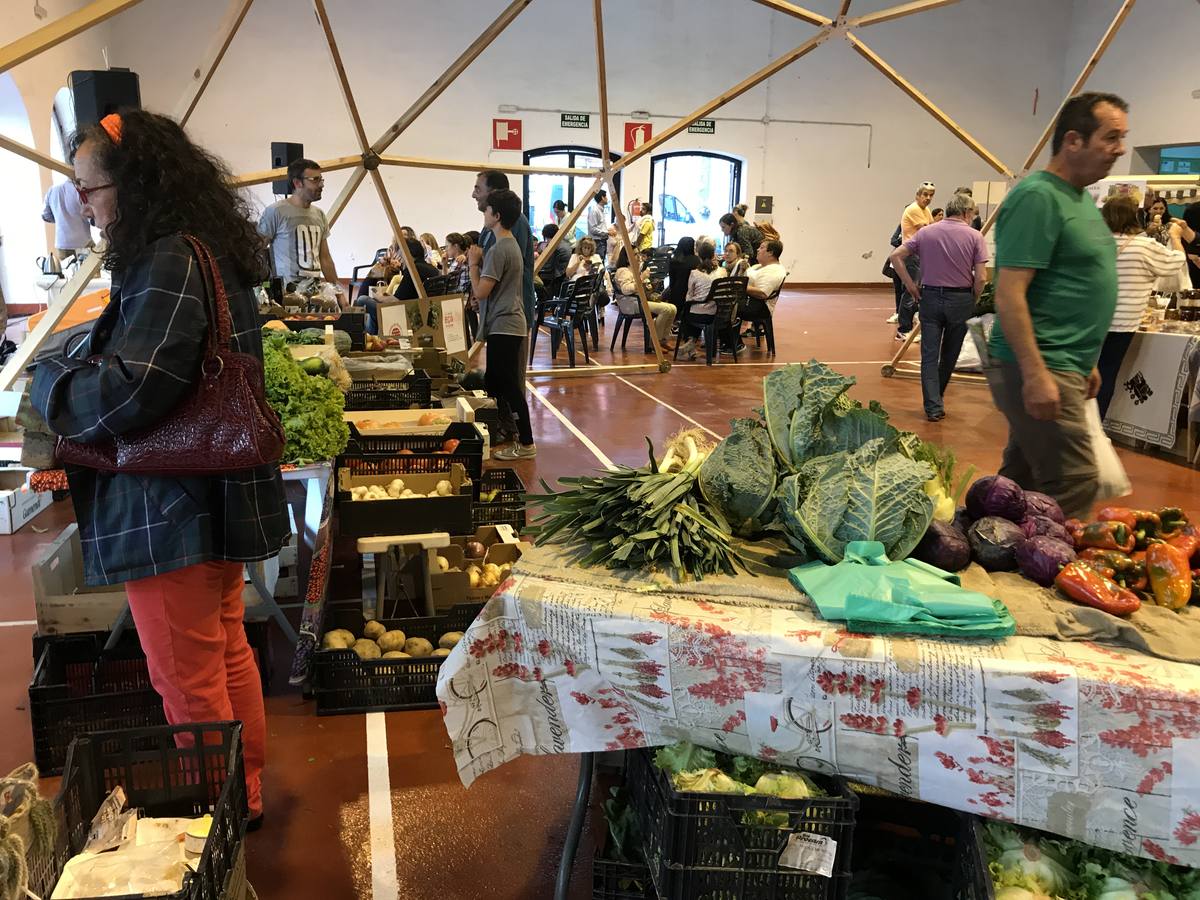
<box><xmin>676</xmin><ymin>240</ymin><xmax>726</xmax><ymax>361</ymax></box>
<box><xmin>421</xmin><ymin>232</ymin><xmax>444</xmax><ymax>269</ymax></box>
<box><xmin>567</xmin><ymin>237</ymin><xmax>612</xmax><ymax>307</ymax></box>
<box><xmin>613</xmin><ymin>249</ymin><xmax>675</xmax><ymax>352</ymax></box>
<box><xmin>541</xmin><ymin>224</ymin><xmax>572</xmax><ymax>299</ymax></box>
<box><xmin>364</xmin><ymin>237</ymin><xmax>443</xmax><ymax>333</ymax></box>
<box><xmin>742</xmin><ymin>239</ymin><xmax>786</xmax><ymax>319</ymax></box>
<box><xmin>354</xmin><ymin>242</ymin><xmax>401</xmax><ymax>301</ymax></box>
<box><xmin>722</xmin><ymin>241</ymin><xmax>748</xmax><ymax>278</ymax></box>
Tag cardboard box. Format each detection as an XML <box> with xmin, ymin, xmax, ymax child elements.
<box><xmin>336</xmin><ymin>463</ymin><xmax>473</xmax><ymax>538</ymax></box>
<box><xmin>427</xmin><ymin>525</ymin><xmax>528</xmax><ymax>611</ymax></box>
<box><xmin>377</xmin><ymin>293</ymin><xmax>469</xmax><ymax>368</ymax></box>
<box><xmin>344</xmin><ymin>396</ymin><xmax>474</xmax><ymax>436</ymax></box>
<box><xmin>0</xmin><ymin>467</ymin><xmax>53</xmax><ymax>534</ymax></box>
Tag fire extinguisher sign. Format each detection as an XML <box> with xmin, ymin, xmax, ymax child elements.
<box><xmin>623</xmin><ymin>122</ymin><xmax>652</xmax><ymax>152</ymax></box>
<box><xmin>492</xmin><ymin>118</ymin><xmax>522</xmax><ymax>151</ymax></box>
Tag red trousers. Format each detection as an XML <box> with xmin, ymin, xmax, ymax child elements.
<box><xmin>125</xmin><ymin>560</ymin><xmax>266</xmax><ymax>816</ymax></box>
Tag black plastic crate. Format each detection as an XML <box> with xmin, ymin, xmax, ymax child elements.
<box><xmin>26</xmin><ymin>722</ymin><xmax>247</xmax><ymax>900</ymax></box>
<box><xmin>593</xmin><ymin>855</ymin><xmax>655</xmax><ymax>900</ymax></box>
<box><xmin>959</xmin><ymin>815</ymin><xmax>993</xmax><ymax>900</ymax></box>
<box><xmin>28</xmin><ymin>630</ymin><xmax>164</xmax><ymax>776</ymax></box>
<box><xmin>29</xmin><ymin>624</ymin><xmax>273</xmax><ymax>776</ymax></box>
<box><xmin>849</xmin><ymin>789</ymin><xmax>966</xmax><ymax>900</ymax></box>
<box><xmin>627</xmin><ymin>748</ymin><xmax>856</xmax><ymax>900</ymax></box>
<box><xmin>339</xmin><ymin>422</ymin><xmax>485</xmax><ymax>491</ymax></box>
<box><xmin>474</xmin><ymin>468</ymin><xmax>526</xmax><ymax>532</ymax></box>
<box><xmin>344</xmin><ymin>372</ymin><xmax>433</xmax><ymax>411</ymax></box>
<box><xmin>262</xmin><ymin>310</ymin><xmax>366</xmax><ymax>350</ymax></box>
<box><xmin>310</xmin><ymin>603</ymin><xmax>483</xmax><ymax>715</ymax></box>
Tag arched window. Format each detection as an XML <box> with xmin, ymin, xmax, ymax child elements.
<box><xmin>648</xmin><ymin>151</ymin><xmax>742</xmax><ymax>247</ymax></box>
<box><xmin>522</xmin><ymin>145</ymin><xmax>621</xmax><ymax>241</ymax></box>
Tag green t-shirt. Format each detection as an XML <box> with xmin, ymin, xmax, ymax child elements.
<box><xmin>988</xmin><ymin>170</ymin><xmax>1117</xmax><ymax>376</ymax></box>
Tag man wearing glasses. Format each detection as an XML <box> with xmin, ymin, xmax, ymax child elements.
<box><xmin>257</xmin><ymin>158</ymin><xmax>346</xmax><ymax>306</ymax></box>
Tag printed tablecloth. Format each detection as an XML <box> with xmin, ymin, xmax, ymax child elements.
<box><xmin>1105</xmin><ymin>331</ymin><xmax>1199</xmax><ymax>449</ymax></box>
<box><xmin>437</xmin><ymin>552</ymin><xmax>1200</xmax><ymax>867</ymax></box>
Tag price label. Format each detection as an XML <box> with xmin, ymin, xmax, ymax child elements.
<box><xmin>778</xmin><ymin>831</ymin><xmax>837</xmax><ymax>878</ymax></box>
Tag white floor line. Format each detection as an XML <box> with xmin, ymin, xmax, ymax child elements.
<box><xmin>526</xmin><ymin>380</ymin><xmax>616</xmax><ymax>469</ymax></box>
<box><xmin>667</xmin><ymin>360</ymin><xmax>893</xmax><ymax>368</ymax></box>
<box><xmin>610</xmin><ymin>375</ymin><xmax>722</xmax><ymax>440</ymax></box>
<box><xmin>366</xmin><ymin>712</ymin><xmax>399</xmax><ymax>900</ymax></box>
<box><xmin>0</xmin><ymin>619</ymin><xmax>36</xmax><ymax>628</ymax></box>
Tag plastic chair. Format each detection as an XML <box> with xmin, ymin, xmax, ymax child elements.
<box><xmin>674</xmin><ymin>276</ymin><xmax>747</xmax><ymax>366</ymax></box>
<box><xmin>609</xmin><ymin>297</ymin><xmax>654</xmax><ymax>352</ymax></box>
<box><xmin>421</xmin><ymin>274</ymin><xmax>452</xmax><ymax>296</ymax></box>
<box><xmin>351</xmin><ymin>248</ymin><xmax>389</xmax><ymax>299</ymax></box>
<box><xmin>532</xmin><ymin>274</ymin><xmax>596</xmax><ymax>366</ymax></box>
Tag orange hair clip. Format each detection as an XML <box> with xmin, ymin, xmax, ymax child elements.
<box><xmin>99</xmin><ymin>113</ymin><xmax>122</xmax><ymax>144</ymax></box>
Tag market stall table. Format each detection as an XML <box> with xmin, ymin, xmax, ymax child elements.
<box><xmin>1104</xmin><ymin>330</ymin><xmax>1200</xmax><ymax>455</ymax></box>
<box><xmin>437</xmin><ymin>545</ymin><xmax>1200</xmax><ymax>882</ymax></box>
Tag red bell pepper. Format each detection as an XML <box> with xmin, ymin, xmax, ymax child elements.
<box><xmin>1166</xmin><ymin>534</ymin><xmax>1200</xmax><ymax>565</ymax></box>
<box><xmin>1054</xmin><ymin>561</ymin><xmax>1141</xmax><ymax>616</ymax></box>
<box><xmin>1146</xmin><ymin>543</ymin><xmax>1192</xmax><ymax>610</ymax></box>
<box><xmin>1077</xmin><ymin>521</ymin><xmax>1135</xmax><ymax>553</ymax></box>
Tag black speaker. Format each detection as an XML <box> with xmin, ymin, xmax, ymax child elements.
<box><xmin>271</xmin><ymin>141</ymin><xmax>304</xmax><ymax>196</ymax></box>
<box><xmin>69</xmin><ymin>69</ymin><xmax>140</xmax><ymax>129</ymax></box>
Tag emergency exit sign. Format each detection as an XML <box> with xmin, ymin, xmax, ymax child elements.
<box><xmin>561</xmin><ymin>112</ymin><xmax>590</xmax><ymax>129</ymax></box>
<box><xmin>688</xmin><ymin>119</ymin><xmax>716</xmax><ymax>134</ymax></box>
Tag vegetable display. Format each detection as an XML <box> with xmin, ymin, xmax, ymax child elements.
<box><xmin>527</xmin><ymin>431</ymin><xmax>747</xmax><ymax>581</ymax></box>
<box><xmin>910</xmin><ymin>519</ymin><xmax>971</xmax><ymax>572</ymax></box>
<box><xmin>966</xmin><ymin>474</ymin><xmax>1028</xmax><ymax>524</ymax></box>
<box><xmin>262</xmin><ymin>332</ymin><xmax>350</xmax><ymax>464</ymax></box>
<box><xmin>982</xmin><ymin>820</ymin><xmax>1200</xmax><ymax>899</ymax></box>
<box><xmin>321</xmin><ymin>623</ymin><xmax>462</xmax><ymax>660</ymax></box>
<box><xmin>968</xmin><ymin>516</ymin><xmax>1027</xmax><ymax>572</ymax></box>
<box><xmin>652</xmin><ymin>740</ymin><xmax>824</xmax><ymax>803</ymax></box>
<box><xmin>1015</xmin><ymin>536</ymin><xmax>1077</xmax><ymax>587</ymax></box>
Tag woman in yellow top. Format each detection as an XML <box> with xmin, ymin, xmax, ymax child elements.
<box><xmin>636</xmin><ymin>199</ymin><xmax>656</xmax><ymax>255</ymax></box>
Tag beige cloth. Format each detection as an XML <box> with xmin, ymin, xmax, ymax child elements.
<box><xmin>960</xmin><ymin>564</ymin><xmax>1200</xmax><ymax>664</ymax></box>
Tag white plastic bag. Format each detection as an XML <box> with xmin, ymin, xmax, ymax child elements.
<box><xmin>1085</xmin><ymin>398</ymin><xmax>1131</xmax><ymax>502</ymax></box>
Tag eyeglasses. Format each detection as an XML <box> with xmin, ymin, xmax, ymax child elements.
<box><xmin>76</xmin><ymin>183</ymin><xmax>114</xmax><ymax>205</ymax></box>
<box><xmin>303</xmin><ymin>176</ymin><xmax>325</xmax><ymax>185</ymax></box>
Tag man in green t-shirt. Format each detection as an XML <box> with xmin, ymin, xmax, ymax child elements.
<box><xmin>986</xmin><ymin>92</ymin><xmax>1128</xmax><ymax>518</ymax></box>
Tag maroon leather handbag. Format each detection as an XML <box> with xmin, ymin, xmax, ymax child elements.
<box><xmin>57</xmin><ymin>235</ymin><xmax>285</xmax><ymax>476</ymax></box>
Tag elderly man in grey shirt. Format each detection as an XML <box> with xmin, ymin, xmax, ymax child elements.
<box><xmin>587</xmin><ymin>189</ymin><xmax>610</xmax><ymax>260</ymax></box>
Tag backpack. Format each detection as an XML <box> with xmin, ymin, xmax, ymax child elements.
<box><xmin>889</xmin><ymin>224</ymin><xmax>903</xmax><ymax>248</ymax></box>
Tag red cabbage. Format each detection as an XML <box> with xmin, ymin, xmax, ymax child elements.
<box><xmin>966</xmin><ymin>475</ymin><xmax>1027</xmax><ymax>523</ymax></box>
<box><xmin>968</xmin><ymin>516</ymin><xmax>1026</xmax><ymax>571</ymax></box>
<box><xmin>1019</xmin><ymin>515</ymin><xmax>1072</xmax><ymax>545</ymax></box>
<box><xmin>911</xmin><ymin>520</ymin><xmax>971</xmax><ymax>572</ymax></box>
<box><xmin>952</xmin><ymin>505</ymin><xmax>972</xmax><ymax>535</ymax></box>
<box><xmin>1015</xmin><ymin>536</ymin><xmax>1077</xmax><ymax>586</ymax></box>
<box><xmin>1023</xmin><ymin>491</ymin><xmax>1065</xmax><ymax>525</ymax></box>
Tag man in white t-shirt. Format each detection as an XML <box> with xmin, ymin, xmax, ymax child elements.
<box><xmin>743</xmin><ymin>239</ymin><xmax>786</xmax><ymax>316</ymax></box>
<box><xmin>257</xmin><ymin>158</ymin><xmax>346</xmax><ymax>306</ymax></box>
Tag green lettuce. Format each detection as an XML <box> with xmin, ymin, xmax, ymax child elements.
<box><xmin>653</xmin><ymin>741</ymin><xmax>717</xmax><ymax>775</ymax></box>
<box><xmin>790</xmin><ymin>437</ymin><xmax>934</xmax><ymax>563</ymax></box>
<box><xmin>263</xmin><ymin>339</ymin><xmax>350</xmax><ymax>464</ymax></box>
<box><xmin>699</xmin><ymin>418</ymin><xmax>776</xmax><ymax>536</ymax></box>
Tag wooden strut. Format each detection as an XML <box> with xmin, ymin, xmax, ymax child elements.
<box><xmin>532</xmin><ymin>176</ymin><xmax>603</xmax><ymax>276</ymax></box>
<box><xmin>527</xmin><ymin>363</ymin><xmax>662</xmax><ymax>379</ymax></box>
<box><xmin>747</xmin><ymin>0</ymin><xmax>831</xmax><ymax>27</ymax></box>
<box><xmin>610</xmin><ymin>28</ymin><xmax>831</xmax><ymax>176</ymax></box>
<box><xmin>231</xmin><ymin>154</ymin><xmax>363</xmax><ymax>188</ymax></box>
<box><xmin>327</xmin><ymin>166</ymin><xmax>367</xmax><ymax>227</ymax></box>
<box><xmin>0</xmin><ymin>132</ymin><xmax>73</xmax><ymax>178</ymax></box>
<box><xmin>377</xmin><ymin>155</ymin><xmax>596</xmax><ymax>178</ymax></box>
<box><xmin>176</xmin><ymin>0</ymin><xmax>255</xmax><ymax>127</ymax></box>
<box><xmin>0</xmin><ymin>0</ymin><xmax>145</xmax><ymax>74</ymax></box>
<box><xmin>593</xmin><ymin>0</ymin><xmax>666</xmax><ymax>372</ymax></box>
<box><xmin>846</xmin><ymin>32</ymin><xmax>1012</xmax><ymax>177</ymax></box>
<box><xmin>847</xmin><ymin>0</ymin><xmax>960</xmax><ymax>28</ymax></box>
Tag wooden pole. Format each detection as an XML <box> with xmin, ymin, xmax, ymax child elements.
<box><xmin>837</xmin><ymin>0</ymin><xmax>853</xmax><ymax>19</ymax></box>
<box><xmin>0</xmin><ymin>133</ymin><xmax>73</xmax><ymax>178</ymax></box>
<box><xmin>527</xmin><ymin>363</ymin><xmax>661</xmax><ymax>379</ymax></box>
<box><xmin>231</xmin><ymin>154</ymin><xmax>363</xmax><ymax>187</ymax></box>
<box><xmin>0</xmin><ymin>0</ymin><xmax>144</xmax><ymax>74</ymax></box>
<box><xmin>327</xmin><ymin>165</ymin><xmax>367</xmax><ymax>227</ymax></box>
<box><xmin>369</xmin><ymin>168</ymin><xmax>427</xmax><ymax>299</ymax></box>
<box><xmin>1018</xmin><ymin>0</ymin><xmax>1137</xmax><ymax>174</ymax></box>
<box><xmin>312</xmin><ymin>0</ymin><xmax>371</xmax><ymax>154</ymax></box>
<box><xmin>593</xmin><ymin>0</ymin><xmax>665</xmax><ymax>371</ymax></box>
<box><xmin>611</xmin><ymin>29</ymin><xmax>831</xmax><ymax>175</ymax></box>
<box><xmin>846</xmin><ymin>33</ymin><xmax>1013</xmax><ymax>177</ymax></box>
<box><xmin>0</xmin><ymin>251</ymin><xmax>103</xmax><ymax>392</ymax></box>
<box><xmin>847</xmin><ymin>0</ymin><xmax>960</xmax><ymax>28</ymax></box>
<box><xmin>377</xmin><ymin>155</ymin><xmax>595</xmax><ymax>178</ymax></box>
<box><xmin>177</xmin><ymin>0</ymin><xmax>255</xmax><ymax>127</ymax></box>
<box><xmin>747</xmin><ymin>0</ymin><xmax>831</xmax><ymax>27</ymax></box>
<box><xmin>533</xmin><ymin>176</ymin><xmax>603</xmax><ymax>276</ymax></box>
<box><xmin>370</xmin><ymin>0</ymin><xmax>533</xmax><ymax>154</ymax></box>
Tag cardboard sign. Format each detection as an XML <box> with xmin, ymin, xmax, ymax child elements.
<box><xmin>624</xmin><ymin>122</ymin><xmax>652</xmax><ymax>152</ymax></box>
<box><xmin>492</xmin><ymin>118</ymin><xmax>522</xmax><ymax>150</ymax></box>
<box><xmin>377</xmin><ymin>293</ymin><xmax>469</xmax><ymax>367</ymax></box>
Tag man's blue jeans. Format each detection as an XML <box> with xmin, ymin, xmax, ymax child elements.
<box><xmin>918</xmin><ymin>286</ymin><xmax>975</xmax><ymax>416</ymax></box>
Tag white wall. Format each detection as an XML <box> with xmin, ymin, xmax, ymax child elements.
<box><xmin>0</xmin><ymin>0</ymin><xmax>113</xmax><ymax>304</ymax></box>
<box><xmin>5</xmin><ymin>0</ymin><xmax>1196</xmax><ymax>288</ymax></box>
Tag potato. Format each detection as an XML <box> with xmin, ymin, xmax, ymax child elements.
<box><xmin>352</xmin><ymin>639</ymin><xmax>381</xmax><ymax>660</ymax></box>
<box><xmin>327</xmin><ymin>628</ymin><xmax>356</xmax><ymax>645</ymax></box>
<box><xmin>435</xmin><ymin>479</ymin><xmax>452</xmax><ymax>497</ymax></box>
<box><xmin>431</xmin><ymin>648</ymin><xmax>451</xmax><ymax>657</ymax></box>
<box><xmin>439</xmin><ymin>631</ymin><xmax>464</xmax><ymax>650</ymax></box>
<box><xmin>382</xmin><ymin>651</ymin><xmax>411</xmax><ymax>659</ymax></box>
<box><xmin>403</xmin><ymin>637</ymin><xmax>434</xmax><ymax>658</ymax></box>
<box><xmin>322</xmin><ymin>631</ymin><xmax>352</xmax><ymax>650</ymax></box>
<box><xmin>435</xmin><ymin>555</ymin><xmax>450</xmax><ymax>573</ymax></box>
<box><xmin>363</xmin><ymin>620</ymin><xmax>387</xmax><ymax>640</ymax></box>
<box><xmin>377</xmin><ymin>630</ymin><xmax>407</xmax><ymax>653</ymax></box>
<box><xmin>466</xmin><ymin>566</ymin><xmax>481</xmax><ymax>589</ymax></box>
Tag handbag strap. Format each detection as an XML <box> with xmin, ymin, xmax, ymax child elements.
<box><xmin>180</xmin><ymin>234</ymin><xmax>235</xmax><ymax>355</ymax></box>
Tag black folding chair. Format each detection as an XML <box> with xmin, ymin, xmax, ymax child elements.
<box><xmin>422</xmin><ymin>274</ymin><xmax>452</xmax><ymax>296</ymax></box>
<box><xmin>531</xmin><ymin>274</ymin><xmax>596</xmax><ymax>365</ymax></box>
<box><xmin>740</xmin><ymin>272</ymin><xmax>787</xmax><ymax>356</ymax></box>
<box><xmin>674</xmin><ymin>276</ymin><xmax>747</xmax><ymax>366</ymax></box>
<box><xmin>350</xmin><ymin>248</ymin><xmax>389</xmax><ymax>299</ymax></box>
